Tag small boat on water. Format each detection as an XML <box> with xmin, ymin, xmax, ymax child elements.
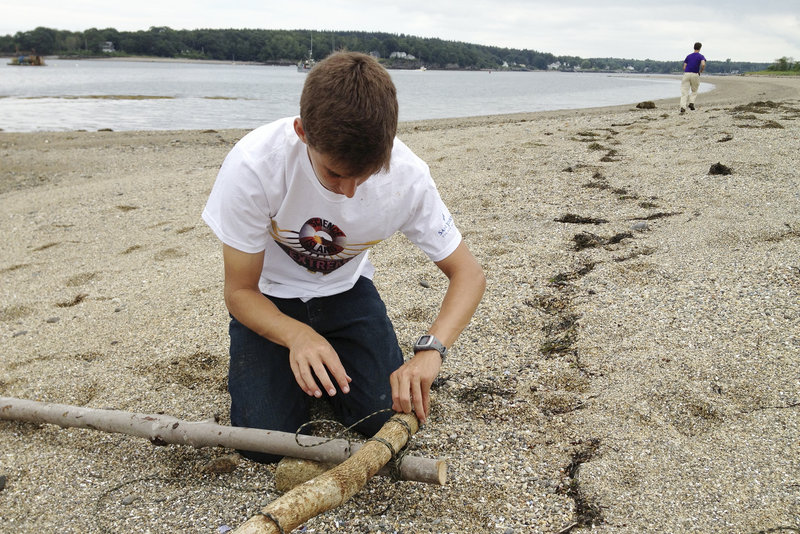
<box><xmin>8</xmin><ymin>51</ymin><xmax>46</xmax><ymax>66</ymax></box>
<box><xmin>297</xmin><ymin>33</ymin><xmax>315</xmax><ymax>73</ymax></box>
<box><xmin>297</xmin><ymin>58</ymin><xmax>315</xmax><ymax>72</ymax></box>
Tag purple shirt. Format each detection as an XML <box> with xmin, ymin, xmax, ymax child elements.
<box><xmin>684</xmin><ymin>52</ymin><xmax>706</xmax><ymax>73</ymax></box>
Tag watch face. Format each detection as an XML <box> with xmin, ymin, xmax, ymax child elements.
<box><xmin>417</xmin><ymin>335</ymin><xmax>433</xmax><ymax>346</ymax></box>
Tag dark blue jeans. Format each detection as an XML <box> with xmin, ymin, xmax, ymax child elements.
<box><xmin>228</xmin><ymin>276</ymin><xmax>404</xmax><ymax>463</ymax></box>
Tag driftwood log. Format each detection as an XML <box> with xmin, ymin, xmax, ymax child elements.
<box><xmin>274</xmin><ymin>457</ymin><xmax>335</xmax><ymax>492</ymax></box>
<box><xmin>0</xmin><ymin>397</ymin><xmax>445</xmax><ymax>485</ymax></box>
<box><xmin>234</xmin><ymin>412</ymin><xmax>419</xmax><ymax>533</ymax></box>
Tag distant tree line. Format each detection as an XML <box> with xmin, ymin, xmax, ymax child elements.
<box><xmin>766</xmin><ymin>56</ymin><xmax>799</xmax><ymax>72</ymax></box>
<box><xmin>0</xmin><ymin>26</ymin><xmax>770</xmax><ymax>73</ymax></box>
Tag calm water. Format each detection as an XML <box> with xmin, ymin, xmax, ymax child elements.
<box><xmin>0</xmin><ymin>59</ymin><xmax>708</xmax><ymax>132</ymax></box>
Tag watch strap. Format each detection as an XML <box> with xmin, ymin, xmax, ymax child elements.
<box><xmin>413</xmin><ymin>334</ymin><xmax>447</xmax><ymax>361</ymax></box>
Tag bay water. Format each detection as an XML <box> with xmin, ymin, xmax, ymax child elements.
<box><xmin>0</xmin><ymin>59</ymin><xmax>707</xmax><ymax>132</ymax></box>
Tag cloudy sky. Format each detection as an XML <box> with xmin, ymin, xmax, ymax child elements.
<box><xmin>3</xmin><ymin>0</ymin><xmax>799</xmax><ymax>63</ymax></box>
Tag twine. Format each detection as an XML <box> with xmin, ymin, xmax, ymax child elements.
<box><xmin>293</xmin><ymin>408</ymin><xmax>414</xmax><ymax>481</ymax></box>
<box><xmin>254</xmin><ymin>511</ymin><xmax>285</xmax><ymax>534</ymax></box>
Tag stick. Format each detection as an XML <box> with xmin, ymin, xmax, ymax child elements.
<box><xmin>0</xmin><ymin>397</ymin><xmax>446</xmax><ymax>485</ymax></box>
<box><xmin>234</xmin><ymin>413</ymin><xmax>419</xmax><ymax>533</ymax></box>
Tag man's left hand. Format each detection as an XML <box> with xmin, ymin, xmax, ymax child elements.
<box><xmin>389</xmin><ymin>350</ymin><xmax>442</xmax><ymax>423</ymax></box>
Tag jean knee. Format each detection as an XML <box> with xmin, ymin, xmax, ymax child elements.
<box><xmin>228</xmin><ymin>318</ymin><xmax>309</xmax><ymax>434</ymax></box>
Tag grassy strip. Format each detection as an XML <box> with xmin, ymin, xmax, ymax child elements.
<box><xmin>746</xmin><ymin>70</ymin><xmax>800</xmax><ymax>76</ymax></box>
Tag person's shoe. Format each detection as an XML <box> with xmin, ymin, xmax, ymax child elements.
<box><xmin>688</xmin><ymin>103</ymin><xmax>695</xmax><ymax>110</ymax></box>
<box><xmin>680</xmin><ymin>108</ymin><xmax>686</xmax><ymax>113</ymax></box>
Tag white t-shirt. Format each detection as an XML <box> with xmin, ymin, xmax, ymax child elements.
<box><xmin>202</xmin><ymin>117</ymin><xmax>462</xmax><ymax>299</ymax></box>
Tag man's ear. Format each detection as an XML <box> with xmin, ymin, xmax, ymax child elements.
<box><xmin>293</xmin><ymin>118</ymin><xmax>308</xmax><ymax>144</ymax></box>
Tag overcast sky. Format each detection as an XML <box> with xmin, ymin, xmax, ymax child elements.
<box><xmin>3</xmin><ymin>0</ymin><xmax>799</xmax><ymax>63</ymax></box>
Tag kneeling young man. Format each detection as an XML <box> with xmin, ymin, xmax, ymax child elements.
<box><xmin>202</xmin><ymin>52</ymin><xmax>486</xmax><ymax>463</ymax></box>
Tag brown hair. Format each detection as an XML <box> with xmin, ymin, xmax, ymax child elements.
<box><xmin>299</xmin><ymin>52</ymin><xmax>398</xmax><ymax>176</ymax></box>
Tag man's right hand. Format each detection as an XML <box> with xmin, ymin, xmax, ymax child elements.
<box><xmin>222</xmin><ymin>244</ymin><xmax>352</xmax><ymax>398</ymax></box>
<box><xmin>287</xmin><ymin>326</ymin><xmax>352</xmax><ymax>398</ymax></box>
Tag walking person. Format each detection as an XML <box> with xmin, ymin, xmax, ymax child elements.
<box><xmin>681</xmin><ymin>42</ymin><xmax>706</xmax><ymax>113</ymax></box>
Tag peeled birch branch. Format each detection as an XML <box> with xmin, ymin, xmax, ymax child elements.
<box><xmin>234</xmin><ymin>412</ymin><xmax>420</xmax><ymax>534</ymax></box>
<box><xmin>0</xmin><ymin>397</ymin><xmax>445</xmax><ymax>485</ymax></box>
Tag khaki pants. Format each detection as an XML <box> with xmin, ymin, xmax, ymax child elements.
<box><xmin>680</xmin><ymin>72</ymin><xmax>700</xmax><ymax>109</ymax></box>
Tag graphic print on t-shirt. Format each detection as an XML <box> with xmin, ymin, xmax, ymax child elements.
<box><xmin>270</xmin><ymin>218</ymin><xmax>380</xmax><ymax>274</ymax></box>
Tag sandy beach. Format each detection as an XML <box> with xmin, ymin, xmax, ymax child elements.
<box><xmin>1</xmin><ymin>75</ymin><xmax>799</xmax><ymax>533</ymax></box>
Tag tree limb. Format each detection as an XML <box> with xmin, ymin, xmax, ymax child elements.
<box><xmin>0</xmin><ymin>396</ymin><xmax>445</xmax><ymax>485</ymax></box>
<box><xmin>234</xmin><ymin>413</ymin><xmax>420</xmax><ymax>533</ymax></box>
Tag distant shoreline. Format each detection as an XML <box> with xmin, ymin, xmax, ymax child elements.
<box><xmin>9</xmin><ymin>54</ymin><xmax>796</xmax><ymax>77</ymax></box>
<box><xmin>0</xmin><ymin>54</ymin><xmax>682</xmax><ymax>74</ymax></box>
<box><xmin>54</xmin><ymin>55</ymin><xmax>269</xmax><ymax>66</ymax></box>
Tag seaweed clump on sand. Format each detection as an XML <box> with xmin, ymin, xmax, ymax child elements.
<box><xmin>572</xmin><ymin>232</ymin><xmax>633</xmax><ymax>251</ymax></box>
<box><xmin>731</xmin><ymin>100</ymin><xmax>781</xmax><ymax>114</ymax></box>
<box><xmin>708</xmin><ymin>162</ymin><xmax>732</xmax><ymax>176</ymax></box>
<box><xmin>555</xmin><ymin>214</ymin><xmax>609</xmax><ymax>225</ymax></box>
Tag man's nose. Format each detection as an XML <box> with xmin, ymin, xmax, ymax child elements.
<box><xmin>340</xmin><ymin>180</ymin><xmax>358</xmax><ymax>198</ymax></box>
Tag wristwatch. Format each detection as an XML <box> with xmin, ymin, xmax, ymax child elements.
<box><xmin>413</xmin><ymin>334</ymin><xmax>447</xmax><ymax>361</ymax></box>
